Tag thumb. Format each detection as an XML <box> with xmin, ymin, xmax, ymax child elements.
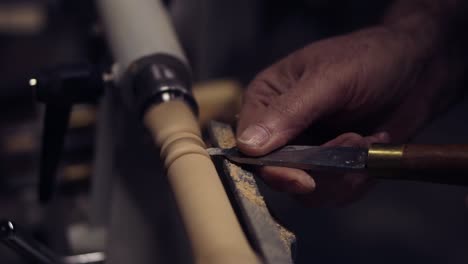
<box><xmin>237</xmin><ymin>75</ymin><xmax>345</xmax><ymax>156</ymax></box>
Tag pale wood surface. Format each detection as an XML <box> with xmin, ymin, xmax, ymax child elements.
<box><xmin>144</xmin><ymin>100</ymin><xmax>259</xmax><ymax>264</ymax></box>
<box><xmin>193</xmin><ymin>80</ymin><xmax>243</xmax><ymax>127</ymax></box>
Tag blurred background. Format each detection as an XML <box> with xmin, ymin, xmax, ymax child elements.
<box><xmin>0</xmin><ymin>0</ymin><xmax>467</xmax><ymax>263</ymax></box>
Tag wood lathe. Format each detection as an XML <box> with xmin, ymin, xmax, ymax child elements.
<box><xmin>95</xmin><ymin>0</ymin><xmax>295</xmax><ymax>263</ymax></box>
<box><xmin>4</xmin><ymin>1</ymin><xmax>295</xmax><ymax>263</ymax></box>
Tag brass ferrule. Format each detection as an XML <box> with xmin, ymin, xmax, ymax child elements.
<box><xmin>367</xmin><ymin>144</ymin><xmax>405</xmax><ymax>169</ymax></box>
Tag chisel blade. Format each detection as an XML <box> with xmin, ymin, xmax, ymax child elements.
<box><xmin>207</xmin><ymin>145</ymin><xmax>368</xmax><ymax>172</ymax></box>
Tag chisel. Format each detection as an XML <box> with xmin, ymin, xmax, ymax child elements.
<box><xmin>207</xmin><ymin>144</ymin><xmax>468</xmax><ymax>185</ymax></box>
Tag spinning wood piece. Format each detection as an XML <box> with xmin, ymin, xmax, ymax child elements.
<box><xmin>144</xmin><ymin>101</ymin><xmax>259</xmax><ymax>264</ymax></box>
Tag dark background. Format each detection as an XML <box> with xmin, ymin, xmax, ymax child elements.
<box><xmin>0</xmin><ymin>0</ymin><xmax>467</xmax><ymax>263</ymax></box>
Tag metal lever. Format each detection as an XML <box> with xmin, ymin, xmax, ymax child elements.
<box><xmin>1</xmin><ymin>219</ymin><xmax>107</xmax><ymax>264</ymax></box>
<box><xmin>31</xmin><ymin>64</ymin><xmax>105</xmax><ymax>203</ymax></box>
<box><xmin>0</xmin><ymin>219</ymin><xmax>62</xmax><ymax>264</ymax></box>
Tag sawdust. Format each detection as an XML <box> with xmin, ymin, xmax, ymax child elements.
<box><xmin>211</xmin><ymin>122</ymin><xmax>296</xmax><ymax>258</ymax></box>
<box><xmin>227</xmin><ymin>162</ymin><xmax>266</xmax><ymax>207</ymax></box>
<box><xmin>212</xmin><ymin>125</ymin><xmax>236</xmax><ymax>148</ymax></box>
<box><xmin>211</xmin><ymin>122</ymin><xmax>266</xmax><ymax>211</ymax></box>
<box><xmin>276</xmin><ymin>223</ymin><xmax>296</xmax><ymax>254</ymax></box>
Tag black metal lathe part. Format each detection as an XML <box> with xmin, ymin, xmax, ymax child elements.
<box><xmin>33</xmin><ymin>64</ymin><xmax>105</xmax><ymax>203</ymax></box>
<box><xmin>130</xmin><ymin>53</ymin><xmax>198</xmax><ymax>118</ymax></box>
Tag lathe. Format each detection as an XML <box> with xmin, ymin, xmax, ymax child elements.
<box><xmin>0</xmin><ymin>0</ymin><xmax>295</xmax><ymax>263</ymax></box>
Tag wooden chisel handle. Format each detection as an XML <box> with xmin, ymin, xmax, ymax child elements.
<box><xmin>367</xmin><ymin>144</ymin><xmax>468</xmax><ymax>185</ymax></box>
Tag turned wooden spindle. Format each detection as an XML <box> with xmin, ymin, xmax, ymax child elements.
<box><xmin>144</xmin><ymin>100</ymin><xmax>259</xmax><ymax>264</ymax></box>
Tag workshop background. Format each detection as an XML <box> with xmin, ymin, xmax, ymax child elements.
<box><xmin>1</xmin><ymin>0</ymin><xmax>468</xmax><ymax>263</ymax></box>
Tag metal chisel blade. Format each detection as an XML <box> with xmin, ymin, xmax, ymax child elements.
<box><xmin>207</xmin><ymin>145</ymin><xmax>369</xmax><ymax>172</ymax></box>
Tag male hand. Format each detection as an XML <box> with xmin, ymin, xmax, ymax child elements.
<box><xmin>236</xmin><ymin>21</ymin><xmax>464</xmax><ymax>206</ymax></box>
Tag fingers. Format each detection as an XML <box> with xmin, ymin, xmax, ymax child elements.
<box><xmin>259</xmin><ymin>166</ymin><xmax>315</xmax><ymax>194</ymax></box>
<box><xmin>297</xmin><ymin>132</ymin><xmax>389</xmax><ymax>206</ymax></box>
<box><xmin>256</xmin><ymin>132</ymin><xmax>390</xmax><ymax>206</ymax></box>
<box><xmin>237</xmin><ymin>60</ymin><xmax>346</xmax><ymax>156</ymax></box>
<box><xmin>237</xmin><ymin>84</ymin><xmax>343</xmax><ymax>156</ymax></box>
<box><xmin>322</xmin><ymin>131</ymin><xmax>390</xmax><ymax>147</ymax></box>
<box><xmin>236</xmin><ymin>53</ymin><xmax>305</xmax><ymax>136</ymax></box>
<box><xmin>296</xmin><ymin>173</ymin><xmax>373</xmax><ymax>207</ymax></box>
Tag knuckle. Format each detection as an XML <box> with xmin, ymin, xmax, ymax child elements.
<box><xmin>243</xmin><ymin>83</ymin><xmax>273</xmax><ymax>107</ymax></box>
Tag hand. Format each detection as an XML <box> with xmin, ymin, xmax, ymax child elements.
<box><xmin>236</xmin><ymin>22</ymin><xmax>464</xmax><ymax>206</ymax></box>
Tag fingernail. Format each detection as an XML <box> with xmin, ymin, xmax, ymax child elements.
<box><xmin>238</xmin><ymin>125</ymin><xmax>270</xmax><ymax>147</ymax></box>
